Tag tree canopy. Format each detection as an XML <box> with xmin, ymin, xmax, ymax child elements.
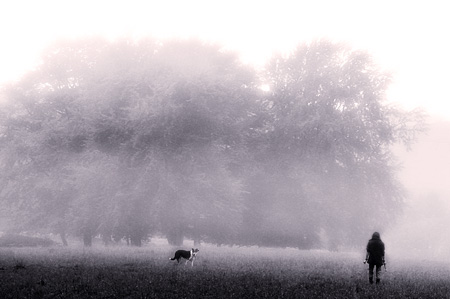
<box><xmin>0</xmin><ymin>38</ymin><xmax>425</xmax><ymax>248</ymax></box>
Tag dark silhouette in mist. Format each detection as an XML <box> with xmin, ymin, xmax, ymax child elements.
<box><xmin>365</xmin><ymin>232</ymin><xmax>385</xmax><ymax>284</ymax></box>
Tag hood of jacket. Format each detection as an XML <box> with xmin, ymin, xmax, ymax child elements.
<box><xmin>371</xmin><ymin>232</ymin><xmax>381</xmax><ymax>240</ymax></box>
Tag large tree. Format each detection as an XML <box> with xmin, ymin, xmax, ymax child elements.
<box><xmin>0</xmin><ymin>38</ymin><xmax>260</xmax><ymax>246</ymax></box>
<box><xmin>242</xmin><ymin>40</ymin><xmax>426</xmax><ymax>248</ymax></box>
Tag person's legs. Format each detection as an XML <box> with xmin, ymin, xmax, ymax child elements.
<box><xmin>368</xmin><ymin>264</ymin><xmax>374</xmax><ymax>284</ymax></box>
<box><xmin>375</xmin><ymin>264</ymin><xmax>381</xmax><ymax>284</ymax></box>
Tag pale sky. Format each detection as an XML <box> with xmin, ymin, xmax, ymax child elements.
<box><xmin>1</xmin><ymin>0</ymin><xmax>449</xmax><ymax>120</ymax></box>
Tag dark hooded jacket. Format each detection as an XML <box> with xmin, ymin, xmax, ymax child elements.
<box><xmin>366</xmin><ymin>232</ymin><xmax>385</xmax><ymax>266</ymax></box>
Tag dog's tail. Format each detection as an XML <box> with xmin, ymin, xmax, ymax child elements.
<box><xmin>169</xmin><ymin>257</ymin><xmax>175</xmax><ymax>261</ymax></box>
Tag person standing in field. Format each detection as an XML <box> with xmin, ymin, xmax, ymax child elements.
<box><xmin>364</xmin><ymin>232</ymin><xmax>385</xmax><ymax>284</ymax></box>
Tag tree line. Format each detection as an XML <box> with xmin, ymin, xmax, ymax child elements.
<box><xmin>0</xmin><ymin>38</ymin><xmax>425</xmax><ymax>248</ymax></box>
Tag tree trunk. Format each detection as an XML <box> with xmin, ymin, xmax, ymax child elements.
<box><xmin>130</xmin><ymin>233</ymin><xmax>142</xmax><ymax>247</ymax></box>
<box><xmin>167</xmin><ymin>230</ymin><xmax>184</xmax><ymax>246</ymax></box>
<box><xmin>60</xmin><ymin>231</ymin><xmax>68</xmax><ymax>246</ymax></box>
<box><xmin>57</xmin><ymin>223</ymin><xmax>68</xmax><ymax>246</ymax></box>
<box><xmin>83</xmin><ymin>231</ymin><xmax>92</xmax><ymax>247</ymax></box>
<box><xmin>102</xmin><ymin>234</ymin><xmax>112</xmax><ymax>246</ymax></box>
<box><xmin>193</xmin><ymin>236</ymin><xmax>201</xmax><ymax>247</ymax></box>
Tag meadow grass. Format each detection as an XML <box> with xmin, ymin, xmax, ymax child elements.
<box><xmin>1</xmin><ymin>244</ymin><xmax>450</xmax><ymax>298</ymax></box>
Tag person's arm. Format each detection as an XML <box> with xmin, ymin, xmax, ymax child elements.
<box><xmin>364</xmin><ymin>249</ymin><xmax>369</xmax><ymax>263</ymax></box>
<box><xmin>364</xmin><ymin>243</ymin><xmax>370</xmax><ymax>263</ymax></box>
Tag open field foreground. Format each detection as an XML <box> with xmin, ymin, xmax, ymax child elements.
<box><xmin>1</xmin><ymin>245</ymin><xmax>450</xmax><ymax>298</ymax></box>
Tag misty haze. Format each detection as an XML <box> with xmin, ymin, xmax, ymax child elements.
<box><xmin>0</xmin><ymin>37</ymin><xmax>426</xmax><ymax>249</ymax></box>
<box><xmin>0</xmin><ymin>4</ymin><xmax>449</xmax><ymax>296</ymax></box>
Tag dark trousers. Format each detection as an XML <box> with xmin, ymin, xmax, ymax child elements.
<box><xmin>369</xmin><ymin>264</ymin><xmax>381</xmax><ymax>283</ymax></box>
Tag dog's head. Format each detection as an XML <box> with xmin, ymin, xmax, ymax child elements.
<box><xmin>192</xmin><ymin>248</ymin><xmax>199</xmax><ymax>256</ymax></box>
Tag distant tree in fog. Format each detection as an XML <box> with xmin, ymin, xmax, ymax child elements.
<box><xmin>0</xmin><ymin>61</ymin><xmax>82</xmax><ymax>245</ymax></box>
<box><xmin>0</xmin><ymin>38</ymin><xmax>258</xmax><ymax>246</ymax></box>
<box><xmin>244</xmin><ymin>40</ymin><xmax>426</xmax><ymax>248</ymax></box>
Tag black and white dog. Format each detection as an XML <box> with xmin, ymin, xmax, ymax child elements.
<box><xmin>169</xmin><ymin>248</ymin><xmax>199</xmax><ymax>266</ymax></box>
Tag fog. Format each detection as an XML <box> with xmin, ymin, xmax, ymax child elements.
<box><xmin>0</xmin><ymin>1</ymin><xmax>449</xmax><ymax>263</ymax></box>
<box><xmin>385</xmin><ymin>120</ymin><xmax>450</xmax><ymax>261</ymax></box>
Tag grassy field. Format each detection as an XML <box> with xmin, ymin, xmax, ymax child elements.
<box><xmin>1</xmin><ymin>244</ymin><xmax>450</xmax><ymax>298</ymax></box>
